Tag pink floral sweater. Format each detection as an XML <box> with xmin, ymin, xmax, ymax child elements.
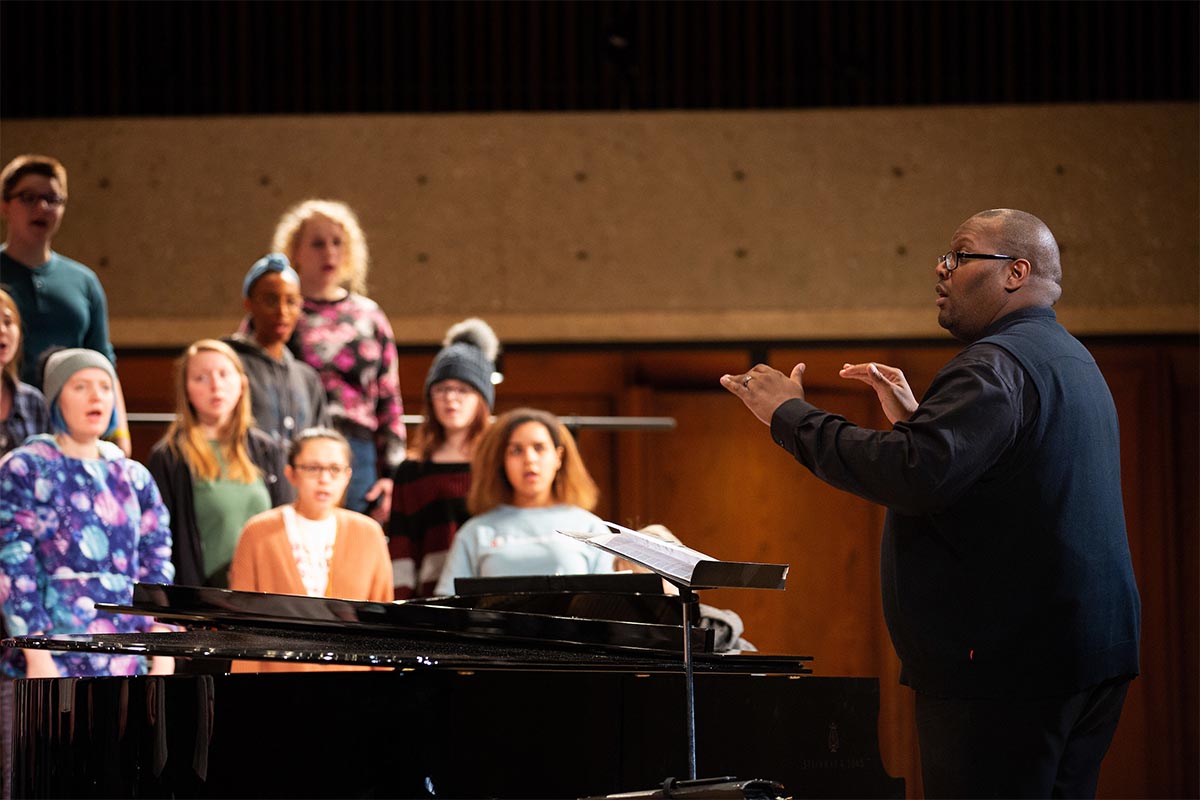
<box><xmin>288</xmin><ymin>293</ymin><xmax>406</xmax><ymax>469</ymax></box>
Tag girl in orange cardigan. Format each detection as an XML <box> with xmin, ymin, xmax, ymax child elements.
<box><xmin>229</xmin><ymin>427</ymin><xmax>393</xmax><ymax>672</ymax></box>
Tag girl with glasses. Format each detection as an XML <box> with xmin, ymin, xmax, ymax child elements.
<box><xmin>388</xmin><ymin>318</ymin><xmax>498</xmax><ymax>599</ymax></box>
<box><xmin>229</xmin><ymin>427</ymin><xmax>393</xmax><ymax>672</ymax></box>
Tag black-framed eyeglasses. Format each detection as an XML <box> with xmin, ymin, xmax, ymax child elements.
<box><xmin>5</xmin><ymin>190</ymin><xmax>67</xmax><ymax>208</ymax></box>
<box><xmin>430</xmin><ymin>383</ymin><xmax>473</xmax><ymax>399</ymax></box>
<box><xmin>938</xmin><ymin>251</ymin><xmax>1019</xmax><ymax>274</ymax></box>
<box><xmin>293</xmin><ymin>463</ymin><xmax>350</xmax><ymax>478</ymax></box>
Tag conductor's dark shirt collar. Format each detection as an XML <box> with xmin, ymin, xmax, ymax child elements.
<box><xmin>976</xmin><ymin>306</ymin><xmax>1056</xmax><ymax>341</ymax></box>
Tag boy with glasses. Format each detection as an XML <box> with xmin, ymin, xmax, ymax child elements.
<box><xmin>0</xmin><ymin>154</ymin><xmax>132</xmax><ymax>454</ymax></box>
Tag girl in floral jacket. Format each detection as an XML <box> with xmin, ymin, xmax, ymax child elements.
<box><xmin>0</xmin><ymin>348</ymin><xmax>175</xmax><ymax>679</ymax></box>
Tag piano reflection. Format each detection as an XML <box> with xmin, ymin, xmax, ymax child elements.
<box><xmin>7</xmin><ymin>578</ymin><xmax>904</xmax><ymax>798</ymax></box>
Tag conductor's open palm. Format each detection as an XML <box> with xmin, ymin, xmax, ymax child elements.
<box><xmin>839</xmin><ymin>362</ymin><xmax>917</xmax><ymax>425</ymax></box>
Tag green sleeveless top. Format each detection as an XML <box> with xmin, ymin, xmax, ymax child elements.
<box><xmin>192</xmin><ymin>442</ymin><xmax>271</xmax><ymax>586</ymax></box>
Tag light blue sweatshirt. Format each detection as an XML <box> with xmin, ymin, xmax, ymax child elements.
<box><xmin>434</xmin><ymin>504</ymin><xmax>612</xmax><ymax>596</ymax></box>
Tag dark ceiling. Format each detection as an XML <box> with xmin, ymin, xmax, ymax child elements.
<box><xmin>2</xmin><ymin>0</ymin><xmax>1196</xmax><ymax>118</ymax></box>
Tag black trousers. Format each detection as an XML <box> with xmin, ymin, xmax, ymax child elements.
<box><xmin>914</xmin><ymin>677</ymin><xmax>1132</xmax><ymax>799</ymax></box>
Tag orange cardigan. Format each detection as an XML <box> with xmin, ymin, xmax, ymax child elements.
<box><xmin>228</xmin><ymin>506</ymin><xmax>395</xmax><ymax>673</ymax></box>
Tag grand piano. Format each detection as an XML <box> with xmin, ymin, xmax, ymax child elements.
<box><xmin>8</xmin><ymin>578</ymin><xmax>904</xmax><ymax>798</ymax></box>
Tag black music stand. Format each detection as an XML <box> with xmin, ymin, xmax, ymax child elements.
<box><xmin>558</xmin><ymin>521</ymin><xmax>788</xmax><ymax>782</ymax></box>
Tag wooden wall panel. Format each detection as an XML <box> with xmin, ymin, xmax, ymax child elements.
<box><xmin>1171</xmin><ymin>347</ymin><xmax>1200</xmax><ymax>800</ymax></box>
<box><xmin>1089</xmin><ymin>344</ymin><xmax>1199</xmax><ymax>799</ymax></box>
<box><xmin>768</xmin><ymin>346</ymin><xmax>923</xmax><ymax>794</ymax></box>
<box><xmin>116</xmin><ymin>336</ymin><xmax>1197</xmax><ymax>799</ymax></box>
<box><xmin>1094</xmin><ymin>348</ymin><xmax>1156</xmax><ymax>798</ymax></box>
<box><xmin>641</xmin><ymin>387</ymin><xmax>918</xmax><ymax>791</ymax></box>
<box><xmin>120</xmin><ymin>352</ymin><xmax>178</xmax><ymax>464</ymax></box>
<box><xmin>1168</xmin><ymin>344</ymin><xmax>1200</xmax><ymax>800</ymax></box>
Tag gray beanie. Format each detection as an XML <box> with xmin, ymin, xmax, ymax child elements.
<box><xmin>43</xmin><ymin>348</ymin><xmax>118</xmax><ymax>406</ymax></box>
<box><xmin>424</xmin><ymin>318</ymin><xmax>500</xmax><ymax>410</ymax></box>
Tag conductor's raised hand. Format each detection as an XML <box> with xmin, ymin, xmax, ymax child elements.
<box><xmin>720</xmin><ymin>363</ymin><xmax>807</xmax><ymax>426</ymax></box>
<box><xmin>838</xmin><ymin>361</ymin><xmax>918</xmax><ymax>425</ymax></box>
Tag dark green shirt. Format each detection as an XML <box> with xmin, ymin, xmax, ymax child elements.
<box><xmin>0</xmin><ymin>249</ymin><xmax>117</xmax><ymax>387</ymax></box>
<box><xmin>192</xmin><ymin>443</ymin><xmax>271</xmax><ymax>586</ymax></box>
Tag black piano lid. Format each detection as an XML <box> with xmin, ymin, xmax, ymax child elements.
<box><xmin>5</xmin><ymin>583</ymin><xmax>814</xmax><ymax>673</ymax></box>
<box><xmin>106</xmin><ymin>583</ymin><xmax>714</xmax><ymax>653</ymax></box>
<box><xmin>450</xmin><ymin>571</ymin><xmax>666</xmax><ymax>596</ymax></box>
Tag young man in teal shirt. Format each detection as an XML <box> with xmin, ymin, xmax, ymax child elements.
<box><xmin>0</xmin><ymin>154</ymin><xmax>131</xmax><ymax>454</ymax></box>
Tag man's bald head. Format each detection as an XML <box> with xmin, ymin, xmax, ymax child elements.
<box><xmin>969</xmin><ymin>209</ymin><xmax>1063</xmax><ymax>305</ymax></box>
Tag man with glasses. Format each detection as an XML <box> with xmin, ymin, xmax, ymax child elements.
<box><xmin>721</xmin><ymin>209</ymin><xmax>1140</xmax><ymax>798</ymax></box>
<box><xmin>0</xmin><ymin>154</ymin><xmax>132</xmax><ymax>455</ymax></box>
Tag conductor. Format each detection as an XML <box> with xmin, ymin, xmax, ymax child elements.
<box><xmin>721</xmin><ymin>209</ymin><xmax>1140</xmax><ymax>798</ymax></box>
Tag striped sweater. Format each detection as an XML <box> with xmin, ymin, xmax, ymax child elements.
<box><xmin>387</xmin><ymin>460</ymin><xmax>472</xmax><ymax>598</ymax></box>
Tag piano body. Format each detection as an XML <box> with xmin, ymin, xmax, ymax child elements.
<box><xmin>9</xmin><ymin>580</ymin><xmax>904</xmax><ymax>798</ymax></box>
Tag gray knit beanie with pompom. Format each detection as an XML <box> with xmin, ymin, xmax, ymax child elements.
<box><xmin>423</xmin><ymin>318</ymin><xmax>500</xmax><ymax>410</ymax></box>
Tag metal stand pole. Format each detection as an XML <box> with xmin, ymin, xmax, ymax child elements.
<box><xmin>679</xmin><ymin>586</ymin><xmax>698</xmax><ymax>781</ymax></box>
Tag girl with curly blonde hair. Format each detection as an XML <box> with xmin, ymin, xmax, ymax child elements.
<box><xmin>270</xmin><ymin>199</ymin><xmax>406</xmax><ymax>520</ymax></box>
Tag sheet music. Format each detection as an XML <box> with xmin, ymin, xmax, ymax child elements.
<box><xmin>558</xmin><ymin>520</ymin><xmax>788</xmax><ymax>590</ymax></box>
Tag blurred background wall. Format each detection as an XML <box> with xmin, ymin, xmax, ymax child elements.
<box><xmin>1</xmin><ymin>104</ymin><xmax>1196</xmax><ymax>347</ymax></box>
<box><xmin>2</xmin><ymin>2</ymin><xmax>1196</xmax><ymax>797</ymax></box>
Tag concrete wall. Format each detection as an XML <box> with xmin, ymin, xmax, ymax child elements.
<box><xmin>3</xmin><ymin>102</ymin><xmax>1196</xmax><ymax>347</ymax></box>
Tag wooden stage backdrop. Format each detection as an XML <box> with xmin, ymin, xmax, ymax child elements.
<box><xmin>119</xmin><ymin>337</ymin><xmax>1198</xmax><ymax>800</ymax></box>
